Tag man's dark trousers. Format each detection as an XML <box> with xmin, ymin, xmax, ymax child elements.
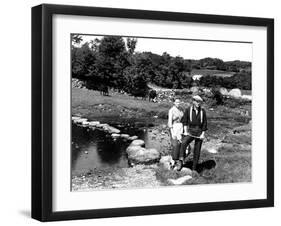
<box><xmin>180</xmin><ymin>135</ymin><xmax>202</xmax><ymax>171</ymax></box>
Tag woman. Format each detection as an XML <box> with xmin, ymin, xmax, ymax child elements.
<box><xmin>168</xmin><ymin>98</ymin><xmax>184</xmax><ymax>171</ymax></box>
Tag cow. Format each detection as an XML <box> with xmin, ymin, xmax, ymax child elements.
<box><xmin>132</xmin><ymin>89</ymin><xmax>147</xmax><ymax>100</ymax></box>
<box><xmin>148</xmin><ymin>89</ymin><xmax>157</xmax><ymax>102</ymax></box>
<box><xmin>98</xmin><ymin>84</ymin><xmax>109</xmax><ymax>96</ymax></box>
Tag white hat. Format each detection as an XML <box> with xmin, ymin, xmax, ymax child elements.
<box><xmin>192</xmin><ymin>95</ymin><xmax>203</xmax><ymax>102</ymax></box>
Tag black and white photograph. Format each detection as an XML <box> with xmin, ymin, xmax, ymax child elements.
<box><xmin>71</xmin><ymin>34</ymin><xmax>252</xmax><ymax>191</ymax></box>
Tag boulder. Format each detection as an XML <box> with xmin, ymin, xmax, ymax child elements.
<box><xmin>241</xmin><ymin>95</ymin><xmax>252</xmax><ymax>101</ymax></box>
<box><xmin>72</xmin><ymin>116</ymin><xmax>81</xmax><ymax>121</ymax></box>
<box><xmin>190</xmin><ymin>86</ymin><xmax>199</xmax><ymax>94</ymax></box>
<box><xmin>82</xmin><ymin>121</ymin><xmax>90</xmax><ymax>125</ymax></box>
<box><xmin>159</xmin><ymin>155</ymin><xmax>173</xmax><ymax>164</ymax></box>
<box><xmin>206</xmin><ymin>148</ymin><xmax>218</xmax><ymax>154</ymax></box>
<box><xmin>159</xmin><ymin>155</ymin><xmax>174</xmax><ymax>170</ymax></box>
<box><xmin>180</xmin><ymin>167</ymin><xmax>193</xmax><ymax>175</ymax></box>
<box><xmin>111</xmin><ymin>133</ymin><xmax>121</xmax><ymax>139</ymax></box>
<box><xmin>128</xmin><ymin>135</ymin><xmax>138</xmax><ymax>141</ymax></box>
<box><xmin>219</xmin><ymin>87</ymin><xmax>228</xmax><ymax>96</ymax></box>
<box><xmin>88</xmin><ymin>121</ymin><xmax>100</xmax><ymax>126</ymax></box>
<box><xmin>168</xmin><ymin>175</ymin><xmax>192</xmax><ymax>185</ymax></box>
<box><xmin>96</xmin><ymin>123</ymin><xmax>108</xmax><ymax>128</ymax></box>
<box><xmin>107</xmin><ymin>126</ymin><xmax>121</xmax><ymax>134</ymax></box>
<box><xmin>120</xmin><ymin>134</ymin><xmax>130</xmax><ymax>139</ymax></box>
<box><xmin>228</xmin><ymin>88</ymin><xmax>242</xmax><ymax>98</ymax></box>
<box><xmin>127</xmin><ymin>147</ymin><xmax>160</xmax><ymax>164</ymax></box>
<box><xmin>74</xmin><ymin>118</ymin><xmax>87</xmax><ymax>124</ymax></box>
<box><xmin>130</xmin><ymin>139</ymin><xmax>145</xmax><ymax>147</ymax></box>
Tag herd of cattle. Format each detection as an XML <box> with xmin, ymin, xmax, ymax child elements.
<box><xmin>97</xmin><ymin>85</ymin><xmax>157</xmax><ymax>102</ymax></box>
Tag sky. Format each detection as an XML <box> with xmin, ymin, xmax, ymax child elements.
<box><xmin>76</xmin><ymin>35</ymin><xmax>252</xmax><ymax>62</ymax></box>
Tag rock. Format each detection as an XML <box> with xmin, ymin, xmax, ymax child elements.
<box><xmin>241</xmin><ymin>95</ymin><xmax>252</xmax><ymax>101</ymax></box>
<box><xmin>107</xmin><ymin>126</ymin><xmax>121</xmax><ymax>134</ymax></box>
<box><xmin>162</xmin><ymin>161</ymin><xmax>173</xmax><ymax>170</ymax></box>
<box><xmin>130</xmin><ymin>139</ymin><xmax>145</xmax><ymax>147</ymax></box>
<box><xmin>228</xmin><ymin>88</ymin><xmax>242</xmax><ymax>98</ymax></box>
<box><xmin>127</xmin><ymin>147</ymin><xmax>160</xmax><ymax>164</ymax></box>
<box><xmin>96</xmin><ymin>123</ymin><xmax>108</xmax><ymax>128</ymax></box>
<box><xmin>190</xmin><ymin>86</ymin><xmax>199</xmax><ymax>94</ymax></box>
<box><xmin>207</xmin><ymin>148</ymin><xmax>218</xmax><ymax>154</ymax></box>
<box><xmin>180</xmin><ymin>167</ymin><xmax>193</xmax><ymax>175</ymax></box>
<box><xmin>159</xmin><ymin>155</ymin><xmax>173</xmax><ymax>164</ymax></box>
<box><xmin>168</xmin><ymin>175</ymin><xmax>192</xmax><ymax>185</ymax></box>
<box><xmin>72</xmin><ymin>116</ymin><xmax>80</xmax><ymax>121</ymax></box>
<box><xmin>88</xmin><ymin>121</ymin><xmax>100</xmax><ymax>126</ymax></box>
<box><xmin>128</xmin><ymin>135</ymin><xmax>138</xmax><ymax>141</ymax></box>
<box><xmin>111</xmin><ymin>133</ymin><xmax>121</xmax><ymax>139</ymax></box>
<box><xmin>82</xmin><ymin>121</ymin><xmax>90</xmax><ymax>125</ymax></box>
<box><xmin>126</xmin><ymin>145</ymin><xmax>145</xmax><ymax>155</ymax></box>
<box><xmin>219</xmin><ymin>87</ymin><xmax>228</xmax><ymax>96</ymax></box>
<box><xmin>120</xmin><ymin>134</ymin><xmax>130</xmax><ymax>139</ymax></box>
<box><xmin>73</xmin><ymin>118</ymin><xmax>87</xmax><ymax>124</ymax></box>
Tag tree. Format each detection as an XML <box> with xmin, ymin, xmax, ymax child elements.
<box><xmin>126</xmin><ymin>38</ymin><xmax>137</xmax><ymax>54</ymax></box>
<box><xmin>71</xmin><ymin>34</ymin><xmax>83</xmax><ymax>46</ymax></box>
<box><xmin>71</xmin><ymin>42</ymin><xmax>96</xmax><ymax>80</ymax></box>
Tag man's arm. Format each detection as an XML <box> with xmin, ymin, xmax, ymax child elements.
<box><xmin>202</xmin><ymin>109</ymin><xmax>207</xmax><ymax>131</ymax></box>
<box><xmin>199</xmin><ymin>109</ymin><xmax>208</xmax><ymax>139</ymax></box>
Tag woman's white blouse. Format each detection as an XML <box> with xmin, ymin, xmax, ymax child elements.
<box><xmin>168</xmin><ymin>106</ymin><xmax>184</xmax><ymax>140</ymax></box>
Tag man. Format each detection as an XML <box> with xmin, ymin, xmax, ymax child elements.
<box><xmin>178</xmin><ymin>95</ymin><xmax>208</xmax><ymax>172</ymax></box>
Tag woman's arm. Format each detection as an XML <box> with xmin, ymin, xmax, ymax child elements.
<box><xmin>168</xmin><ymin>109</ymin><xmax>173</xmax><ymax>129</ymax></box>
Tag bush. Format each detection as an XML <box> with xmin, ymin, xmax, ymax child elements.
<box><xmin>223</xmin><ymin>97</ymin><xmax>251</xmax><ymax>108</ymax></box>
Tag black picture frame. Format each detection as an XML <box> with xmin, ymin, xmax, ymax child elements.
<box><xmin>32</xmin><ymin>3</ymin><xmax>274</xmax><ymax>222</ymax></box>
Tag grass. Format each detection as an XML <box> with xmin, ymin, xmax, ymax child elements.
<box><xmin>190</xmin><ymin>69</ymin><xmax>235</xmax><ymax>77</ymax></box>
<box><xmin>155</xmin><ymin>146</ymin><xmax>251</xmax><ymax>185</ymax></box>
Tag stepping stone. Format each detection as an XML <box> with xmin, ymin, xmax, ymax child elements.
<box><xmin>120</xmin><ymin>134</ymin><xmax>130</xmax><ymax>139</ymax></box>
<box><xmin>126</xmin><ymin>146</ymin><xmax>160</xmax><ymax>164</ymax></box>
<box><xmin>130</xmin><ymin>139</ymin><xmax>145</xmax><ymax>147</ymax></box>
<box><xmin>126</xmin><ymin>145</ymin><xmax>146</xmax><ymax>155</ymax></box>
<box><xmin>88</xmin><ymin>121</ymin><xmax>100</xmax><ymax>126</ymax></box>
<box><xmin>82</xmin><ymin>121</ymin><xmax>90</xmax><ymax>125</ymax></box>
<box><xmin>111</xmin><ymin>133</ymin><xmax>121</xmax><ymax>139</ymax></box>
<box><xmin>107</xmin><ymin>126</ymin><xmax>121</xmax><ymax>134</ymax></box>
<box><xmin>74</xmin><ymin>118</ymin><xmax>87</xmax><ymax>123</ymax></box>
<box><xmin>96</xmin><ymin>123</ymin><xmax>108</xmax><ymax>128</ymax></box>
<box><xmin>128</xmin><ymin>135</ymin><xmax>138</xmax><ymax>141</ymax></box>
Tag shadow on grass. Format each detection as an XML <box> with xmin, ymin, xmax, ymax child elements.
<box><xmin>183</xmin><ymin>159</ymin><xmax>216</xmax><ymax>173</ymax></box>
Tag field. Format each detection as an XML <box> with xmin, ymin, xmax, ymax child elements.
<box><xmin>72</xmin><ymin>86</ymin><xmax>252</xmax><ymax>190</ymax></box>
<box><xmin>190</xmin><ymin>69</ymin><xmax>235</xmax><ymax>77</ymax></box>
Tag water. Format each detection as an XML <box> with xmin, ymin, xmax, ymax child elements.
<box><xmin>71</xmin><ymin>122</ymin><xmax>153</xmax><ymax>176</ymax></box>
